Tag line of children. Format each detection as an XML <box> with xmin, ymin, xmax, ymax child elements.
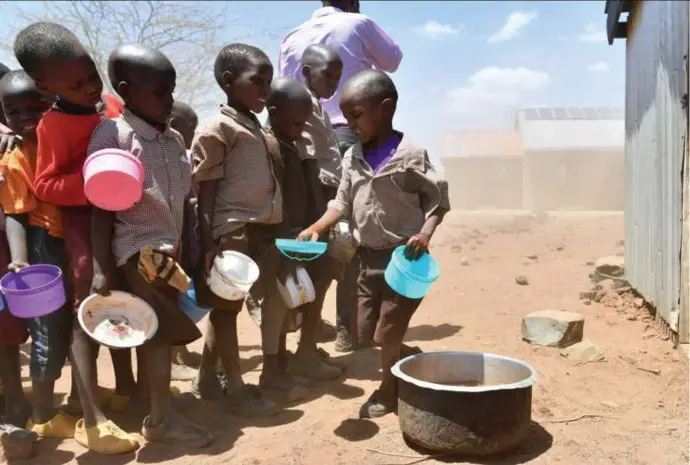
<box><xmin>298</xmin><ymin>69</ymin><xmax>450</xmax><ymax>418</ymax></box>
<box><xmin>0</xmin><ymin>20</ymin><xmax>450</xmax><ymax>457</ymax></box>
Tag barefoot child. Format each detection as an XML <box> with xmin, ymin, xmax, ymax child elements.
<box><xmin>89</xmin><ymin>43</ymin><xmax>212</xmax><ymax>448</ymax></box>
<box><xmin>0</xmin><ymin>71</ymin><xmax>52</xmax><ymax>444</ymax></box>
<box><xmin>14</xmin><ymin>22</ymin><xmax>136</xmax><ymax>453</ymax></box>
<box><xmin>299</xmin><ymin>69</ymin><xmax>450</xmax><ymax>418</ymax></box>
<box><xmin>191</xmin><ymin>43</ymin><xmax>282</xmax><ymax>416</ymax></box>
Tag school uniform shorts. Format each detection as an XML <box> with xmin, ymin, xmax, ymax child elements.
<box><xmin>26</xmin><ymin>226</ymin><xmax>72</xmax><ymax>382</ymax></box>
<box><xmin>357</xmin><ymin>247</ymin><xmax>423</xmax><ymax>347</ymax></box>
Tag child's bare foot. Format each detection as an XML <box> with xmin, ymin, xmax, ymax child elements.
<box><xmin>316</xmin><ymin>348</ymin><xmax>348</xmax><ymax>372</ymax></box>
<box><xmin>0</xmin><ymin>424</ymin><xmax>37</xmax><ymax>461</ymax></box>
<box><xmin>142</xmin><ymin>410</ymin><xmax>213</xmax><ymax>449</ymax></box>
<box><xmin>224</xmin><ymin>385</ymin><xmax>279</xmax><ymax>417</ymax></box>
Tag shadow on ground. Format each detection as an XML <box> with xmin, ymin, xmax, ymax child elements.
<box><xmin>405</xmin><ymin>324</ymin><xmax>463</xmax><ymax>343</ymax></box>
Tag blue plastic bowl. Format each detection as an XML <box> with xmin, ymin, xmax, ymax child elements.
<box><xmin>178</xmin><ymin>284</ymin><xmax>211</xmax><ymax>325</ymax></box>
<box><xmin>384</xmin><ymin>245</ymin><xmax>440</xmax><ymax>299</ymax></box>
<box><xmin>275</xmin><ymin>239</ymin><xmax>328</xmax><ymax>261</ymax></box>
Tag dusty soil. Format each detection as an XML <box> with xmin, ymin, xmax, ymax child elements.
<box><xmin>9</xmin><ymin>211</ymin><xmax>690</xmax><ymax>465</ymax></box>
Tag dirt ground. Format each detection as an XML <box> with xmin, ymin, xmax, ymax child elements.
<box><xmin>9</xmin><ymin>211</ymin><xmax>690</xmax><ymax>465</ymax></box>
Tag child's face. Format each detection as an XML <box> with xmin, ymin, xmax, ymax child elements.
<box><xmin>304</xmin><ymin>59</ymin><xmax>343</xmax><ymax>100</ymax></box>
<box><xmin>225</xmin><ymin>56</ymin><xmax>273</xmax><ymax>114</ymax></box>
<box><xmin>269</xmin><ymin>100</ymin><xmax>312</xmax><ymax>142</ymax></box>
<box><xmin>35</xmin><ymin>55</ymin><xmax>103</xmax><ymax>107</ymax></box>
<box><xmin>340</xmin><ymin>90</ymin><xmax>390</xmax><ymax>144</ymax></box>
<box><xmin>1</xmin><ymin>87</ymin><xmax>54</xmax><ymax>140</ymax></box>
<box><xmin>120</xmin><ymin>70</ymin><xmax>176</xmax><ymax>125</ymax></box>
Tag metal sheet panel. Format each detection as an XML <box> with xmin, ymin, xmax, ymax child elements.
<box><xmin>625</xmin><ymin>0</ymin><xmax>689</xmax><ymax>337</ymax></box>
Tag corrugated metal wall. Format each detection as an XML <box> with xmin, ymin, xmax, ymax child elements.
<box><xmin>625</xmin><ymin>0</ymin><xmax>689</xmax><ymax>339</ymax></box>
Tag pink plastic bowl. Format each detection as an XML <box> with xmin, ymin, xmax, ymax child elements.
<box><xmin>83</xmin><ymin>149</ymin><xmax>144</xmax><ymax>211</ymax></box>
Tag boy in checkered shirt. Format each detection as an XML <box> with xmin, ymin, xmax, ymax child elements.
<box><xmin>299</xmin><ymin>69</ymin><xmax>450</xmax><ymax>419</ymax></box>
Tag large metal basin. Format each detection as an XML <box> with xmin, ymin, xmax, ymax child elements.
<box><xmin>391</xmin><ymin>351</ymin><xmax>537</xmax><ymax>456</ymax></box>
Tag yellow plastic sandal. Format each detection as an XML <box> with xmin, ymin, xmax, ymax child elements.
<box><xmin>74</xmin><ymin>419</ymin><xmax>139</xmax><ymax>455</ymax></box>
<box><xmin>27</xmin><ymin>411</ymin><xmax>77</xmax><ymax>438</ymax></box>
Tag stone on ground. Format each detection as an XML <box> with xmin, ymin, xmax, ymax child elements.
<box><xmin>595</xmin><ymin>256</ymin><xmax>625</xmax><ymax>279</ymax></box>
<box><xmin>560</xmin><ymin>339</ymin><xmax>604</xmax><ymax>362</ymax></box>
<box><xmin>522</xmin><ymin>310</ymin><xmax>585</xmax><ymax>348</ymax></box>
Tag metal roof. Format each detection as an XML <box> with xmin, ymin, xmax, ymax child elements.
<box><xmin>438</xmin><ymin>130</ymin><xmax>524</xmax><ymax>158</ymax></box>
<box><xmin>516</xmin><ymin>107</ymin><xmax>625</xmax><ymax>150</ymax></box>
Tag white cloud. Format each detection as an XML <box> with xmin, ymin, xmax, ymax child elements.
<box><xmin>413</xmin><ymin>20</ymin><xmax>462</xmax><ymax>39</ymax></box>
<box><xmin>587</xmin><ymin>61</ymin><xmax>610</xmax><ymax>72</ymax></box>
<box><xmin>445</xmin><ymin>66</ymin><xmax>550</xmax><ymax>128</ymax></box>
<box><xmin>488</xmin><ymin>11</ymin><xmax>537</xmax><ymax>43</ymax></box>
<box><xmin>577</xmin><ymin>22</ymin><xmax>607</xmax><ymax>43</ymax></box>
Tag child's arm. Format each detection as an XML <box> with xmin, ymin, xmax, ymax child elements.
<box><xmin>298</xmin><ymin>157</ymin><xmax>352</xmax><ymax>241</ymax></box>
<box><xmin>33</xmin><ymin>116</ymin><xmax>90</xmax><ymax>206</ymax></box>
<box><xmin>91</xmin><ymin>207</ymin><xmax>115</xmax><ymax>296</ymax></box>
<box><xmin>5</xmin><ymin>214</ymin><xmax>30</xmax><ymax>272</ymax></box>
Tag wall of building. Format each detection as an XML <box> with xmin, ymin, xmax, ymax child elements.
<box><xmin>522</xmin><ymin>148</ymin><xmax>625</xmax><ymax>211</ymax></box>
<box><xmin>624</xmin><ymin>0</ymin><xmax>689</xmax><ymax>342</ymax></box>
<box><xmin>442</xmin><ymin>156</ymin><xmax>523</xmax><ymax>210</ymax></box>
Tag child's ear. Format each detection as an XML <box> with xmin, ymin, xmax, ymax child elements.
<box><xmin>301</xmin><ymin>65</ymin><xmax>311</xmax><ymax>81</ymax></box>
<box><xmin>221</xmin><ymin>71</ymin><xmax>233</xmax><ymax>92</ymax></box>
<box><xmin>115</xmin><ymin>81</ymin><xmax>129</xmax><ymax>101</ymax></box>
<box><xmin>381</xmin><ymin>98</ymin><xmax>395</xmax><ymax>116</ymax></box>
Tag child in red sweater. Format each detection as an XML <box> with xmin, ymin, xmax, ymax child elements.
<box><xmin>14</xmin><ymin>22</ymin><xmax>138</xmax><ymax>454</ymax></box>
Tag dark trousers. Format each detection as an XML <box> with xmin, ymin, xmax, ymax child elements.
<box><xmin>333</xmin><ymin>125</ymin><xmax>360</xmax><ymax>336</ymax></box>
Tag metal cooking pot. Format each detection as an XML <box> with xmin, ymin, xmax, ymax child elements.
<box><xmin>391</xmin><ymin>351</ymin><xmax>537</xmax><ymax>456</ymax></box>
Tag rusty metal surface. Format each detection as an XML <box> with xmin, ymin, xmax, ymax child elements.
<box><xmin>624</xmin><ymin>0</ymin><xmax>689</xmax><ymax>340</ymax></box>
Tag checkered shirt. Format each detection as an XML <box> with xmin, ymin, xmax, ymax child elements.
<box><xmin>329</xmin><ymin>133</ymin><xmax>451</xmax><ymax>250</ymax></box>
<box><xmin>87</xmin><ymin>110</ymin><xmax>191</xmax><ymax>266</ymax></box>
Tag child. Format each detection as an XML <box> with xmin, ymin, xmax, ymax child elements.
<box><xmin>0</xmin><ymin>71</ymin><xmax>52</xmax><ymax>445</ymax></box>
<box><xmin>258</xmin><ymin>77</ymin><xmax>342</xmax><ymax>386</ymax></box>
<box><xmin>299</xmin><ymin>44</ymin><xmax>360</xmax><ymax>353</ymax></box>
<box><xmin>298</xmin><ymin>69</ymin><xmax>450</xmax><ymax>418</ymax></box>
<box><xmin>89</xmin><ymin>43</ymin><xmax>212</xmax><ymax>448</ymax></box>
<box><xmin>168</xmin><ymin>100</ymin><xmax>202</xmax><ymax>381</ymax></box>
<box><xmin>14</xmin><ymin>22</ymin><xmax>137</xmax><ymax>453</ymax></box>
<box><xmin>190</xmin><ymin>43</ymin><xmax>283</xmax><ymax>416</ymax></box>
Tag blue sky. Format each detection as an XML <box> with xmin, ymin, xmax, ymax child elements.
<box><xmin>0</xmin><ymin>1</ymin><xmax>625</xmax><ymax>168</ymax></box>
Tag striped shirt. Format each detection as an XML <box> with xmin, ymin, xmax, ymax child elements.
<box><xmin>87</xmin><ymin>110</ymin><xmax>191</xmax><ymax>266</ymax></box>
<box><xmin>329</xmin><ymin>132</ymin><xmax>450</xmax><ymax>250</ymax></box>
<box><xmin>296</xmin><ymin>92</ymin><xmax>342</xmax><ymax>187</ymax></box>
<box><xmin>191</xmin><ymin>104</ymin><xmax>283</xmax><ymax>239</ymax></box>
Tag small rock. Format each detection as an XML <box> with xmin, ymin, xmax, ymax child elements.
<box><xmin>634</xmin><ymin>297</ymin><xmax>645</xmax><ymax>308</ymax></box>
<box><xmin>616</xmin><ymin>239</ymin><xmax>625</xmax><ymax>247</ymax></box>
<box><xmin>555</xmin><ymin>245</ymin><xmax>565</xmax><ymax>251</ymax></box>
<box><xmin>601</xmin><ymin>401</ymin><xmax>619</xmax><ymax>409</ymax></box>
<box><xmin>451</xmin><ymin>245</ymin><xmax>462</xmax><ymax>253</ymax></box>
<box><xmin>600</xmin><ymin>291</ymin><xmax>624</xmax><ymax>308</ymax></box>
<box><xmin>527</xmin><ymin>254</ymin><xmax>539</xmax><ymax>260</ymax></box>
<box><xmin>560</xmin><ymin>339</ymin><xmax>603</xmax><ymax>362</ymax></box>
<box><xmin>586</xmin><ymin>260</ymin><xmax>596</xmax><ymax>266</ymax></box>
<box><xmin>460</xmin><ymin>257</ymin><xmax>470</xmax><ymax>266</ymax></box>
<box><xmin>0</xmin><ymin>426</ymin><xmax>37</xmax><ymax>461</ymax></box>
<box><xmin>595</xmin><ymin>256</ymin><xmax>625</xmax><ymax>279</ymax></box>
<box><xmin>522</xmin><ymin>310</ymin><xmax>585</xmax><ymax>348</ymax></box>
<box><xmin>626</xmin><ymin>314</ymin><xmax>638</xmax><ymax>321</ymax></box>
<box><xmin>597</xmin><ymin>279</ymin><xmax>616</xmax><ymax>292</ymax></box>
<box><xmin>516</xmin><ymin>275</ymin><xmax>530</xmax><ymax>286</ymax></box>
<box><xmin>639</xmin><ymin>366</ymin><xmax>662</xmax><ymax>375</ymax></box>
<box><xmin>583</xmin><ymin>300</ymin><xmax>592</xmax><ymax>306</ymax></box>
<box><xmin>579</xmin><ymin>291</ymin><xmax>596</xmax><ymax>301</ymax></box>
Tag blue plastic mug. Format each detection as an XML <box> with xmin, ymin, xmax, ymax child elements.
<box><xmin>384</xmin><ymin>246</ymin><xmax>440</xmax><ymax>299</ymax></box>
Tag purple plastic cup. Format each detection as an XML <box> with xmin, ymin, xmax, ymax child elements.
<box><xmin>0</xmin><ymin>264</ymin><xmax>66</xmax><ymax>318</ymax></box>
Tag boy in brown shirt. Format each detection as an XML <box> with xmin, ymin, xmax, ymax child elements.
<box><xmin>299</xmin><ymin>69</ymin><xmax>450</xmax><ymax>418</ymax></box>
<box><xmin>191</xmin><ymin>43</ymin><xmax>284</xmax><ymax>417</ymax></box>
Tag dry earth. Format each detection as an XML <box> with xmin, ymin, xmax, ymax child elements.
<box><xmin>6</xmin><ymin>211</ymin><xmax>689</xmax><ymax>465</ymax></box>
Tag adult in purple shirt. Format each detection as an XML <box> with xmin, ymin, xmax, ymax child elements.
<box><xmin>278</xmin><ymin>0</ymin><xmax>403</xmax><ymax>351</ymax></box>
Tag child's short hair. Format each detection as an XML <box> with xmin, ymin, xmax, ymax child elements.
<box><xmin>301</xmin><ymin>44</ymin><xmax>340</xmax><ymax>68</ymax></box>
<box><xmin>344</xmin><ymin>69</ymin><xmax>398</xmax><ymax>103</ymax></box>
<box><xmin>213</xmin><ymin>43</ymin><xmax>270</xmax><ymax>87</ymax></box>
<box><xmin>107</xmin><ymin>43</ymin><xmax>175</xmax><ymax>91</ymax></box>
<box><xmin>14</xmin><ymin>22</ymin><xmax>86</xmax><ymax>77</ymax></box>
<box><xmin>268</xmin><ymin>77</ymin><xmax>312</xmax><ymax>110</ymax></box>
<box><xmin>0</xmin><ymin>69</ymin><xmax>38</xmax><ymax>99</ymax></box>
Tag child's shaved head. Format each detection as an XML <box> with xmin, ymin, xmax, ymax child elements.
<box><xmin>0</xmin><ymin>69</ymin><xmax>54</xmax><ymax>139</ymax></box>
<box><xmin>170</xmin><ymin>101</ymin><xmax>198</xmax><ymax>149</ymax></box>
<box><xmin>108</xmin><ymin>44</ymin><xmax>176</xmax><ymax>90</ymax></box>
<box><xmin>268</xmin><ymin>77</ymin><xmax>312</xmax><ymax>142</ymax></box>
<box><xmin>14</xmin><ymin>22</ymin><xmax>87</xmax><ymax>77</ymax></box>
<box><xmin>0</xmin><ymin>69</ymin><xmax>39</xmax><ymax>99</ymax></box>
<box><xmin>342</xmin><ymin>69</ymin><xmax>398</xmax><ymax>104</ymax></box>
<box><xmin>301</xmin><ymin>44</ymin><xmax>343</xmax><ymax>100</ymax></box>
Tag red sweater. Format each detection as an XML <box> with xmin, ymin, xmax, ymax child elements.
<box><xmin>34</xmin><ymin>95</ymin><xmax>123</xmax><ymax>206</ymax></box>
